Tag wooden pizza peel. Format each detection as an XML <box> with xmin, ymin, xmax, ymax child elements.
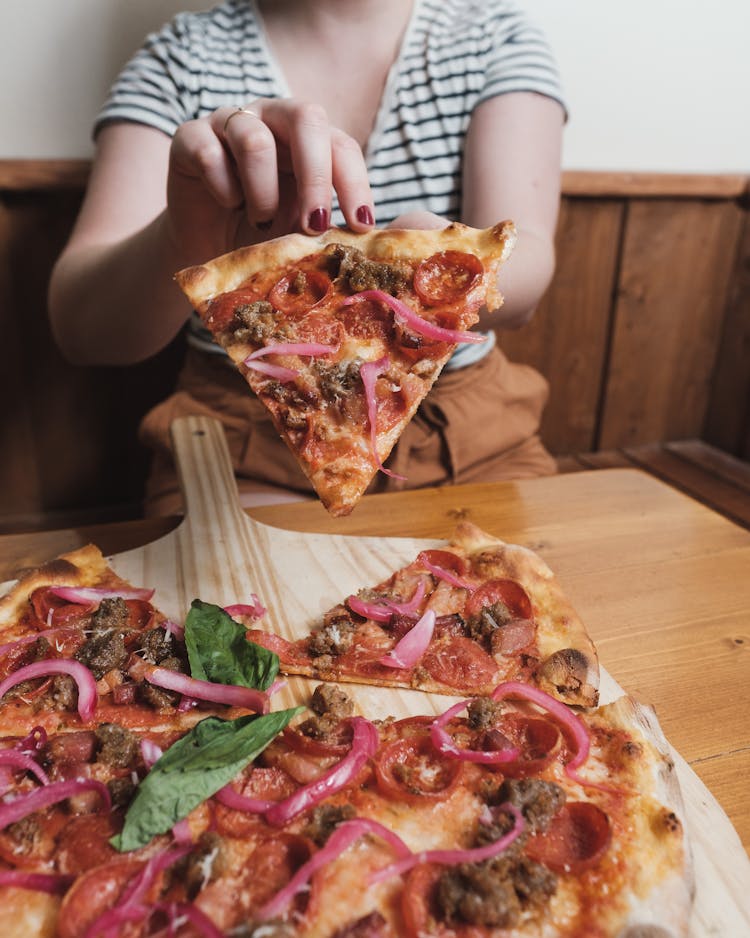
<box><xmin>106</xmin><ymin>416</ymin><xmax>749</xmax><ymax>936</ymax></box>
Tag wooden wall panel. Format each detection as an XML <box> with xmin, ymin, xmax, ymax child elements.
<box><xmin>599</xmin><ymin>199</ymin><xmax>745</xmax><ymax>449</ymax></box>
<box><xmin>704</xmin><ymin>208</ymin><xmax>750</xmax><ymax>459</ymax></box>
<box><xmin>500</xmin><ymin>198</ymin><xmax>624</xmax><ymax>454</ymax></box>
<box><xmin>0</xmin><ymin>188</ymin><xmax>184</xmax><ymax>531</ymax></box>
<box><xmin>0</xmin><ymin>200</ymin><xmax>43</xmax><ymax>516</ymax></box>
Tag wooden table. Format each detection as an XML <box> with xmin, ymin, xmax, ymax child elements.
<box><xmin>2</xmin><ymin>468</ymin><xmax>749</xmax><ymax>858</ymax></box>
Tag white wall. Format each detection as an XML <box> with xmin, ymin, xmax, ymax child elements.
<box><xmin>2</xmin><ymin>0</ymin><xmax>748</xmax><ymax>172</ymax></box>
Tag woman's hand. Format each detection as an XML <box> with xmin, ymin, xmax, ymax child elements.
<box><xmin>166</xmin><ymin>98</ymin><xmax>376</xmax><ymax>264</ymax></box>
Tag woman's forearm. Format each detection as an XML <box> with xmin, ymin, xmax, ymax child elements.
<box><xmin>48</xmin><ymin>211</ymin><xmax>192</xmax><ymax>366</ymax></box>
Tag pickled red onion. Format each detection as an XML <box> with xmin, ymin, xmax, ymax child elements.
<box><xmin>245</xmin><ymin>360</ymin><xmax>299</xmax><ymax>382</ymax></box>
<box><xmin>384</xmin><ymin>580</ymin><xmax>427</xmax><ymax>615</ymax></box>
<box><xmin>224</xmin><ymin>596</ymin><xmax>266</xmax><ymax>621</ymax></box>
<box><xmin>0</xmin><ymin>778</ymin><xmax>110</xmax><ymax>831</ymax></box>
<box><xmin>359</xmin><ymin>355</ymin><xmax>405</xmax><ymax>480</ymax></box>
<box><xmin>0</xmin><ymin>871</ymin><xmax>74</xmax><ymax>894</ymax></box>
<box><xmin>16</xmin><ymin>726</ymin><xmax>47</xmax><ymax>757</ymax></box>
<box><xmin>163</xmin><ymin>619</ymin><xmax>184</xmax><ymax>640</ymax></box>
<box><xmin>244</xmin><ymin>341</ymin><xmax>340</xmax><ymax>384</ymax></box>
<box><xmin>144</xmin><ymin>667</ymin><xmax>269</xmax><ymax>714</ymax></box>
<box><xmin>245</xmin><ymin>341</ymin><xmax>340</xmax><ymax>361</ymax></box>
<box><xmin>491</xmin><ymin>681</ymin><xmax>592</xmax><ymax>785</ymax></box>
<box><xmin>430</xmin><ymin>698</ymin><xmax>520</xmax><ymax>764</ymax></box>
<box><xmin>265</xmin><ymin>716</ymin><xmax>378</xmax><ymax>826</ymax></box>
<box><xmin>346</xmin><ymin>580</ymin><xmax>427</xmax><ymax>623</ymax></box>
<box><xmin>214</xmin><ymin>784</ymin><xmax>274</xmax><ymax>814</ymax></box>
<box><xmin>152</xmin><ymin>901</ymin><xmax>224</xmax><ymax>938</ymax></box>
<box><xmin>0</xmin><ymin>750</ymin><xmax>49</xmax><ymax>787</ymax></box>
<box><xmin>342</xmin><ymin>290</ymin><xmax>487</xmax><ymax>345</ymax></box>
<box><xmin>139</xmin><ymin>738</ymin><xmax>163</xmax><ymax>768</ymax></box>
<box><xmin>418</xmin><ymin>552</ymin><xmax>475</xmax><ymax>591</ymax></box>
<box><xmin>48</xmin><ymin>586</ymin><xmax>154</xmax><ymax>606</ymax></box>
<box><xmin>345</xmin><ymin>595</ymin><xmax>394</xmax><ymax>623</ymax></box>
<box><xmin>83</xmin><ymin>845</ymin><xmax>193</xmax><ymax>938</ymax></box>
<box><xmin>379</xmin><ymin>609</ymin><xmax>436</xmax><ymax>670</ymax></box>
<box><xmin>0</xmin><ymin>625</ymin><xmax>77</xmax><ymax>658</ymax></box>
<box><xmin>258</xmin><ymin>817</ymin><xmax>411</xmax><ymax>921</ymax></box>
<box><xmin>115</xmin><ymin>844</ymin><xmax>192</xmax><ymax>910</ymax></box>
<box><xmin>369</xmin><ymin>803</ymin><xmax>524</xmax><ymax>885</ymax></box>
<box><xmin>0</xmin><ymin>659</ymin><xmax>97</xmax><ymax>722</ymax></box>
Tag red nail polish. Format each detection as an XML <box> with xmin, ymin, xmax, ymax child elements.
<box><xmin>308</xmin><ymin>207</ymin><xmax>329</xmax><ymax>232</ymax></box>
<box><xmin>356</xmin><ymin>205</ymin><xmax>374</xmax><ymax>226</ymax></box>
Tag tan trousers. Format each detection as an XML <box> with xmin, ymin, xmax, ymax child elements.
<box><xmin>139</xmin><ymin>344</ymin><xmax>556</xmax><ymax>516</ymax></box>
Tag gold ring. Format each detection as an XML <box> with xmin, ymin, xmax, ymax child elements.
<box><xmin>222</xmin><ymin>107</ymin><xmax>260</xmax><ymax>134</ymax></box>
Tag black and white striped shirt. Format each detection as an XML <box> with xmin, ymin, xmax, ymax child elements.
<box><xmin>96</xmin><ymin>0</ymin><xmax>565</xmax><ymax>365</ymax></box>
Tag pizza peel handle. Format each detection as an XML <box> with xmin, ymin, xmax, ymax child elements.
<box><xmin>169</xmin><ymin>414</ymin><xmax>248</xmax><ymax>544</ymax></box>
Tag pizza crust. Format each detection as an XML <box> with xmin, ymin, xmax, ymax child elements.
<box><xmin>593</xmin><ymin>695</ymin><xmax>694</xmax><ymax>938</ymax></box>
<box><xmin>0</xmin><ymin>544</ymin><xmax>115</xmax><ymax>631</ymax></box>
<box><xmin>175</xmin><ymin>221</ymin><xmax>517</xmax><ymax>309</ymax></box>
<box><xmin>451</xmin><ymin>522</ymin><xmax>600</xmax><ymax>707</ymax></box>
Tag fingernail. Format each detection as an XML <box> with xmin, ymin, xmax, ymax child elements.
<box><xmin>256</xmin><ymin>218</ymin><xmax>274</xmax><ymax>231</ymax></box>
<box><xmin>308</xmin><ymin>207</ymin><xmax>329</xmax><ymax>232</ymax></box>
<box><xmin>356</xmin><ymin>205</ymin><xmax>374</xmax><ymax>226</ymax></box>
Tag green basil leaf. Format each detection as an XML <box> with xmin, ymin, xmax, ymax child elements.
<box><xmin>111</xmin><ymin>707</ymin><xmax>302</xmax><ymax>853</ymax></box>
<box><xmin>184</xmin><ymin>598</ymin><xmax>279</xmax><ymax>691</ymax></box>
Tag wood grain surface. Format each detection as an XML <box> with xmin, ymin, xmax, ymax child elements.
<box><xmin>106</xmin><ymin>416</ymin><xmax>750</xmax><ymax>936</ymax></box>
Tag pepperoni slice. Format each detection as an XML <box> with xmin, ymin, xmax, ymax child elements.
<box><xmin>525</xmin><ymin>801</ymin><xmax>611</xmax><ymax>874</ymax></box>
<box><xmin>339</xmin><ymin>296</ymin><xmax>393</xmax><ymax>341</ymax></box>
<box><xmin>413</xmin><ymin>251</ymin><xmax>483</xmax><ymax>306</ymax></box>
<box><xmin>245</xmin><ymin>629</ymin><xmax>311</xmax><ymax>666</ymax></box>
<box><xmin>269</xmin><ymin>269</ymin><xmax>332</xmax><ymax>314</ymax></box>
<box><xmin>214</xmin><ymin>765</ymin><xmax>298</xmax><ymax>837</ymax></box>
<box><xmin>246</xmin><ymin>833</ymin><xmax>317</xmax><ymax>914</ymax></box>
<box><xmin>283</xmin><ymin>719</ymin><xmax>353</xmax><ymax>757</ymax></box>
<box><xmin>374</xmin><ymin>736</ymin><xmax>463</xmax><ymax>805</ymax></box>
<box><xmin>56</xmin><ymin>856</ymin><xmax>146</xmax><ymax>938</ymax></box>
<box><xmin>55</xmin><ymin>814</ymin><xmax>120</xmax><ymax>875</ymax></box>
<box><xmin>29</xmin><ymin>588</ymin><xmax>90</xmax><ymax>629</ymax></box>
<box><xmin>420</xmin><ymin>636</ymin><xmax>499</xmax><ymax>691</ymax></box>
<box><xmin>464</xmin><ymin>578</ymin><xmax>533</xmax><ymax>621</ymax></box>
<box><xmin>205</xmin><ymin>288</ymin><xmax>263</xmax><ymax>332</ymax></box>
<box><xmin>417</xmin><ymin>550</ymin><xmax>470</xmax><ymax>578</ymax></box>
<box><xmin>486</xmin><ymin>715</ymin><xmax>563</xmax><ymax>778</ymax></box>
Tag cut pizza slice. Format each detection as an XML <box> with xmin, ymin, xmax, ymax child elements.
<box><xmin>0</xmin><ymin>545</ymin><xmax>302</xmax><ymax>938</ymax></box>
<box><xmin>0</xmin><ymin>545</ymin><xmax>277</xmax><ymax>737</ymax></box>
<box><xmin>175</xmin><ymin>221</ymin><xmax>516</xmax><ymax>516</ymax></box>
<box><xmin>248</xmin><ymin>522</ymin><xmax>600</xmax><ymax>707</ymax></box>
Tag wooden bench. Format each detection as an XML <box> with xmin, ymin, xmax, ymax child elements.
<box><xmin>558</xmin><ymin>440</ymin><xmax>750</xmax><ymax>530</ymax></box>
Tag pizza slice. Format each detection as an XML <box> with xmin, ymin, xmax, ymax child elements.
<box><xmin>0</xmin><ymin>544</ymin><xmax>308</xmax><ymax>938</ymax></box>
<box><xmin>248</xmin><ymin>522</ymin><xmax>600</xmax><ymax>707</ymax></box>
<box><xmin>0</xmin><ymin>545</ymin><xmax>278</xmax><ymax>736</ymax></box>
<box><xmin>175</xmin><ymin>221</ymin><xmax>516</xmax><ymax>516</ymax></box>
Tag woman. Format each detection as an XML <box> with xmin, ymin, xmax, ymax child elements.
<box><xmin>49</xmin><ymin>0</ymin><xmax>565</xmax><ymax>515</ymax></box>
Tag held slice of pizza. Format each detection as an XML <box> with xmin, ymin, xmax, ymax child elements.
<box><xmin>175</xmin><ymin>222</ymin><xmax>516</xmax><ymax>516</ymax></box>
<box><xmin>248</xmin><ymin>522</ymin><xmax>600</xmax><ymax>707</ymax></box>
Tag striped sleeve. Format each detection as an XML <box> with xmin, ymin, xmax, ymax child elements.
<box><xmin>476</xmin><ymin>6</ymin><xmax>567</xmax><ymax>115</ymax></box>
<box><xmin>94</xmin><ymin>14</ymin><xmax>199</xmax><ymax>138</ymax></box>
